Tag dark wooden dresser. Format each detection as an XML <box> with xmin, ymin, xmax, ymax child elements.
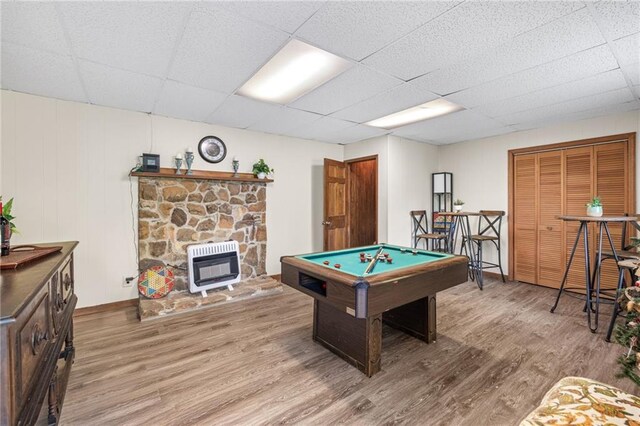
<box><xmin>1</xmin><ymin>241</ymin><xmax>78</xmax><ymax>425</ymax></box>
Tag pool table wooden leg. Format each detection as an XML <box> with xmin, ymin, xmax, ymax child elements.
<box><xmin>312</xmin><ymin>300</ymin><xmax>382</xmax><ymax>377</ymax></box>
<box><xmin>383</xmin><ymin>294</ymin><xmax>437</xmax><ymax>344</ymax></box>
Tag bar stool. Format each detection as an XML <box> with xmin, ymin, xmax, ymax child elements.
<box><xmin>606</xmin><ymin>258</ymin><xmax>640</xmax><ymax>342</ymax></box>
<box><xmin>410</xmin><ymin>210</ymin><xmax>454</xmax><ymax>252</ymax></box>
<box><xmin>461</xmin><ymin>210</ymin><xmax>506</xmax><ymax>282</ymax></box>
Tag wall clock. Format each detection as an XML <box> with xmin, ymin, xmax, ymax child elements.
<box><xmin>198</xmin><ymin>136</ymin><xmax>227</xmax><ymax>164</ymax></box>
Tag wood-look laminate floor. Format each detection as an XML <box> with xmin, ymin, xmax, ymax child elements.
<box><xmin>62</xmin><ymin>278</ymin><xmax>638</xmax><ymax>425</ymax></box>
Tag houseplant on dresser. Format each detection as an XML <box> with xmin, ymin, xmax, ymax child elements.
<box><xmin>252</xmin><ymin>159</ymin><xmax>274</xmax><ymax>179</ymax></box>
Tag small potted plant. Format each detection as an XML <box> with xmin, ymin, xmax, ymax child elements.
<box><xmin>252</xmin><ymin>159</ymin><xmax>274</xmax><ymax>179</ymax></box>
<box><xmin>1</xmin><ymin>196</ymin><xmax>18</xmax><ymax>252</ymax></box>
<box><xmin>453</xmin><ymin>199</ymin><xmax>465</xmax><ymax>212</ymax></box>
<box><xmin>586</xmin><ymin>196</ymin><xmax>603</xmax><ymax>217</ymax></box>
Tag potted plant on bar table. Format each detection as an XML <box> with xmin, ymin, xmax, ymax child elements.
<box><xmin>586</xmin><ymin>196</ymin><xmax>603</xmax><ymax>217</ymax></box>
<box><xmin>252</xmin><ymin>159</ymin><xmax>274</xmax><ymax>179</ymax></box>
<box><xmin>453</xmin><ymin>199</ymin><xmax>465</xmax><ymax>212</ymax></box>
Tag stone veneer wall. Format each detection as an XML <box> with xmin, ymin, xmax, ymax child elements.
<box><xmin>138</xmin><ymin>177</ymin><xmax>267</xmax><ymax>292</ymax></box>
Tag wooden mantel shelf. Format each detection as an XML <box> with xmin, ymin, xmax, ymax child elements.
<box><xmin>130</xmin><ymin>167</ymin><xmax>274</xmax><ymax>183</ymax></box>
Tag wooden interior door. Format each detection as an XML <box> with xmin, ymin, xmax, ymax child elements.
<box><xmin>594</xmin><ymin>141</ymin><xmax>629</xmax><ymax>291</ymax></box>
<box><xmin>348</xmin><ymin>158</ymin><xmax>377</xmax><ymax>247</ymax></box>
<box><xmin>323</xmin><ymin>159</ymin><xmax>348</xmax><ymax>251</ymax></box>
<box><xmin>537</xmin><ymin>151</ymin><xmax>564</xmax><ymax>287</ymax></box>
<box><xmin>563</xmin><ymin>146</ymin><xmax>594</xmax><ymax>292</ymax></box>
<box><xmin>513</xmin><ymin>153</ymin><xmax>537</xmax><ymax>283</ymax></box>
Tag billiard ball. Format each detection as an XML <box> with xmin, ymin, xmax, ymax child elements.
<box><xmin>401</xmin><ymin>248</ymin><xmax>406</xmax><ymax>253</ymax></box>
<box><xmin>323</xmin><ymin>260</ymin><xmax>330</xmax><ymax>265</ymax></box>
<box><xmin>360</xmin><ymin>252</ymin><xmax>365</xmax><ymax>257</ymax></box>
<box><xmin>387</xmin><ymin>257</ymin><xmax>393</xmax><ymax>263</ymax></box>
<box><xmin>361</xmin><ymin>257</ymin><xmax>367</xmax><ymax>263</ymax></box>
<box><xmin>412</xmin><ymin>250</ymin><xmax>418</xmax><ymax>255</ymax></box>
<box><xmin>383</xmin><ymin>253</ymin><xmax>389</xmax><ymax>258</ymax></box>
<box><xmin>334</xmin><ymin>264</ymin><xmax>341</xmax><ymax>269</ymax></box>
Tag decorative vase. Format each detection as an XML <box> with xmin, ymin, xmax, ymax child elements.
<box><xmin>454</xmin><ymin>205</ymin><xmax>463</xmax><ymax>212</ymax></box>
<box><xmin>257</xmin><ymin>172</ymin><xmax>266</xmax><ymax>179</ymax></box>
<box><xmin>587</xmin><ymin>205</ymin><xmax>603</xmax><ymax>217</ymax></box>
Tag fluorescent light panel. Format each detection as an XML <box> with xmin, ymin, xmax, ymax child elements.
<box><xmin>366</xmin><ymin>99</ymin><xmax>465</xmax><ymax>129</ymax></box>
<box><xmin>237</xmin><ymin>39</ymin><xmax>352</xmax><ymax>104</ymax></box>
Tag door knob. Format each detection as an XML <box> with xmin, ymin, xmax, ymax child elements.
<box><xmin>322</xmin><ymin>221</ymin><xmax>331</xmax><ymax>226</ymax></box>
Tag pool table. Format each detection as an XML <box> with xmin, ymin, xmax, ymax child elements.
<box><xmin>280</xmin><ymin>243</ymin><xmax>468</xmax><ymax>377</ymax></box>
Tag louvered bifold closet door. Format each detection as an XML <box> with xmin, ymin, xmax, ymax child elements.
<box><xmin>537</xmin><ymin>151</ymin><xmax>564</xmax><ymax>288</ymax></box>
<box><xmin>563</xmin><ymin>146</ymin><xmax>594</xmax><ymax>293</ymax></box>
<box><xmin>514</xmin><ymin>153</ymin><xmax>538</xmax><ymax>283</ymax></box>
<box><xmin>595</xmin><ymin>142</ymin><xmax>629</xmax><ymax>291</ymax></box>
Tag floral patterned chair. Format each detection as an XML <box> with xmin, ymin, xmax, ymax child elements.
<box><xmin>520</xmin><ymin>377</ymin><xmax>640</xmax><ymax>425</ymax></box>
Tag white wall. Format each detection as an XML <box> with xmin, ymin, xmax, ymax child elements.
<box><xmin>344</xmin><ymin>135</ymin><xmax>389</xmax><ymax>243</ymax></box>
<box><xmin>1</xmin><ymin>90</ymin><xmax>342</xmax><ymax>308</ymax></box>
<box><xmin>387</xmin><ymin>136</ymin><xmax>439</xmax><ymax>247</ymax></box>
<box><xmin>437</xmin><ymin>110</ymin><xmax>640</xmax><ymax>274</ymax></box>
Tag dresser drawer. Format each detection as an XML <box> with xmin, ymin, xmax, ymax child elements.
<box><xmin>51</xmin><ymin>256</ymin><xmax>74</xmax><ymax>337</ymax></box>
<box><xmin>17</xmin><ymin>289</ymin><xmax>52</xmax><ymax>405</ymax></box>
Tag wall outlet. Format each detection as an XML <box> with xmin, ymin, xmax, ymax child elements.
<box><xmin>123</xmin><ymin>276</ymin><xmax>135</xmax><ymax>287</ymax></box>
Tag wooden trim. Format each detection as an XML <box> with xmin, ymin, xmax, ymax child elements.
<box><xmin>345</xmin><ymin>155</ymin><xmax>379</xmax><ymax>164</ymax></box>
<box><xmin>507</xmin><ymin>153</ymin><xmax>514</xmax><ymax>281</ymax></box>
<box><xmin>345</xmin><ymin>155</ymin><xmax>379</xmax><ymax>246</ymax></box>
<box><xmin>131</xmin><ymin>167</ymin><xmax>273</xmax><ymax>183</ymax></box>
<box><xmin>508</xmin><ymin>132</ymin><xmax>636</xmax><ymax>156</ymax></box>
<box><xmin>508</xmin><ymin>132</ymin><xmax>636</xmax><ymax>283</ymax></box>
<box><xmin>74</xmin><ymin>299</ymin><xmax>137</xmax><ymax>317</ymax></box>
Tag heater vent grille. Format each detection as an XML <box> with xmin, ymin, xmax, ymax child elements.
<box><xmin>188</xmin><ymin>241</ymin><xmax>238</xmax><ymax>257</ymax></box>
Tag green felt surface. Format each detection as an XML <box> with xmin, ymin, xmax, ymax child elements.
<box><xmin>297</xmin><ymin>244</ymin><xmax>452</xmax><ymax>277</ymax></box>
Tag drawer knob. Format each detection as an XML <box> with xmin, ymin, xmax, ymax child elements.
<box><xmin>31</xmin><ymin>324</ymin><xmax>49</xmax><ymax>355</ymax></box>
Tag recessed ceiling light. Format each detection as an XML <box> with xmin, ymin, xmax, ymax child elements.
<box><xmin>237</xmin><ymin>39</ymin><xmax>352</xmax><ymax>104</ymax></box>
<box><xmin>365</xmin><ymin>99</ymin><xmax>465</xmax><ymax>129</ymax></box>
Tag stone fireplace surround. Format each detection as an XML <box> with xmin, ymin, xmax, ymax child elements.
<box><xmin>134</xmin><ymin>171</ymin><xmax>282</xmax><ymax>320</ymax></box>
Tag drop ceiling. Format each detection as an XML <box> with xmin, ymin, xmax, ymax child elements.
<box><xmin>1</xmin><ymin>1</ymin><xmax>638</xmax><ymax>145</ymax></box>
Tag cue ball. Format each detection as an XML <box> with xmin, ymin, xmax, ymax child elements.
<box><xmin>412</xmin><ymin>250</ymin><xmax>418</xmax><ymax>255</ymax></box>
<box><xmin>323</xmin><ymin>260</ymin><xmax>329</xmax><ymax>265</ymax></box>
<box><xmin>334</xmin><ymin>263</ymin><xmax>341</xmax><ymax>269</ymax></box>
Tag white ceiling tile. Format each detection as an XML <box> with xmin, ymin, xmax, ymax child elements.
<box><xmin>511</xmin><ymin>99</ymin><xmax>640</xmax><ymax>131</ymax></box>
<box><xmin>626</xmin><ymin>62</ymin><xmax>640</xmax><ymax>85</ymax></box>
<box><xmin>219</xmin><ymin>1</ymin><xmax>324</xmax><ymax>34</ymax></box>
<box><xmin>363</xmin><ymin>1</ymin><xmax>584</xmax><ymax>80</ymax></box>
<box><xmin>330</xmin><ymin>81</ymin><xmax>440</xmax><ymax>123</ymax></box>
<box><xmin>320</xmin><ymin>124</ymin><xmax>389</xmax><ymax>144</ymax></box>
<box><xmin>153</xmin><ymin>80</ymin><xmax>228</xmax><ymax>123</ymax></box>
<box><xmin>418</xmin><ymin>8</ymin><xmax>605</xmax><ymax>95</ymax></box>
<box><xmin>1</xmin><ymin>2</ymin><xmax>70</xmax><ymax>55</ymax></box>
<box><xmin>446</xmin><ymin>45</ymin><xmax>618</xmax><ymax>108</ymax></box>
<box><xmin>285</xmin><ymin>116</ymin><xmax>357</xmax><ymax>141</ymax></box>
<box><xmin>592</xmin><ymin>1</ymin><xmax>640</xmax><ymax>41</ymax></box>
<box><xmin>431</xmin><ymin>126</ymin><xmax>516</xmax><ymax>144</ymax></box>
<box><xmin>58</xmin><ymin>2</ymin><xmax>192</xmax><ymax>78</ymax></box>
<box><xmin>289</xmin><ymin>65</ymin><xmax>402</xmax><ymax>115</ymax></box>
<box><xmin>169</xmin><ymin>6</ymin><xmax>289</xmax><ymax>93</ymax></box>
<box><xmin>614</xmin><ymin>32</ymin><xmax>640</xmax><ymax>66</ymax></box>
<box><xmin>474</xmin><ymin>69</ymin><xmax>628</xmax><ymax>118</ymax></box>
<box><xmin>497</xmin><ymin>87</ymin><xmax>635</xmax><ymax>125</ymax></box>
<box><xmin>248</xmin><ymin>107</ymin><xmax>322</xmax><ymax>135</ymax></box>
<box><xmin>391</xmin><ymin>110</ymin><xmax>507</xmax><ymax>142</ymax></box>
<box><xmin>296</xmin><ymin>1</ymin><xmax>460</xmax><ymax>61</ymax></box>
<box><xmin>1</xmin><ymin>43</ymin><xmax>86</xmax><ymax>103</ymax></box>
<box><xmin>206</xmin><ymin>95</ymin><xmax>283</xmax><ymax>129</ymax></box>
<box><xmin>78</xmin><ymin>60</ymin><xmax>163</xmax><ymax>112</ymax></box>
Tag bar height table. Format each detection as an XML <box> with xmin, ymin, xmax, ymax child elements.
<box><xmin>550</xmin><ymin>215</ymin><xmax>638</xmax><ymax>333</ymax></box>
<box><xmin>442</xmin><ymin>212</ymin><xmax>483</xmax><ymax>289</ymax></box>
